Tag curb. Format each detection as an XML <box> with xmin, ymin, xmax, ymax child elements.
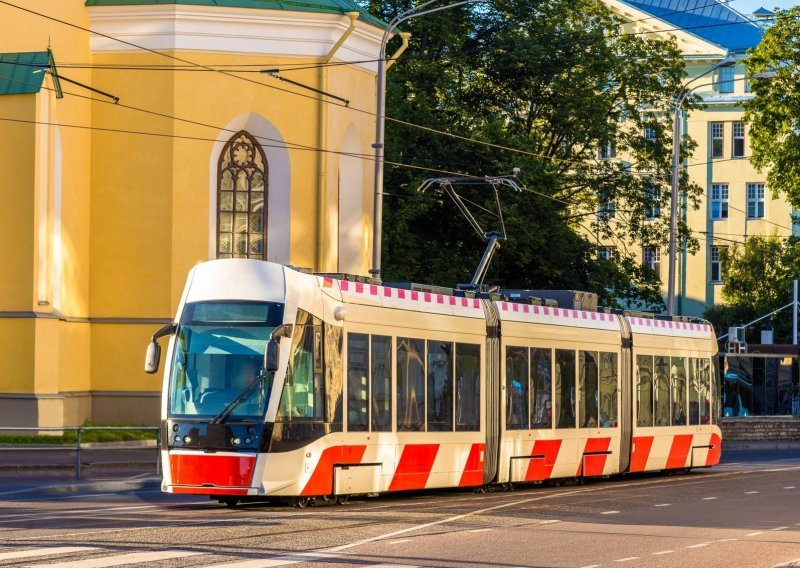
<box><xmin>0</xmin><ymin>477</ymin><xmax>161</xmax><ymax>497</ymax></box>
<box><xmin>0</xmin><ymin>462</ymin><xmax>158</xmax><ymax>475</ymax></box>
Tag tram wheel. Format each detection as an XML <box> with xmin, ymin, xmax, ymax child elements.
<box><xmin>222</xmin><ymin>498</ymin><xmax>239</xmax><ymax>508</ymax></box>
<box><xmin>472</xmin><ymin>485</ymin><xmax>489</xmax><ymax>494</ymax></box>
<box><xmin>293</xmin><ymin>497</ymin><xmax>313</xmax><ymax>508</ymax></box>
<box><xmin>336</xmin><ymin>495</ymin><xmax>350</xmax><ymax>505</ymax></box>
<box><xmin>502</xmin><ymin>482</ymin><xmax>516</xmax><ymax>492</ymax></box>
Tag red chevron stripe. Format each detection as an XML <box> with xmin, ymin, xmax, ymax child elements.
<box><xmin>459</xmin><ymin>443</ymin><xmax>485</xmax><ymax>487</ymax></box>
<box><xmin>300</xmin><ymin>445</ymin><xmax>366</xmax><ymax>496</ymax></box>
<box><xmin>525</xmin><ymin>439</ymin><xmax>562</xmax><ymax>482</ymax></box>
<box><xmin>629</xmin><ymin>435</ymin><xmax>654</xmax><ymax>472</ymax></box>
<box><xmin>666</xmin><ymin>434</ymin><xmax>694</xmax><ymax>469</ymax></box>
<box><xmin>389</xmin><ymin>444</ymin><xmax>439</xmax><ymax>491</ymax></box>
<box><xmin>705</xmin><ymin>433</ymin><xmax>722</xmax><ymax>466</ymax></box>
<box><xmin>577</xmin><ymin>437</ymin><xmax>611</xmax><ymax>476</ymax></box>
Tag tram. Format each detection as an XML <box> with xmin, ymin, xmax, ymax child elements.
<box><xmin>144</xmin><ymin>259</ymin><xmax>722</xmax><ymax>506</ymax></box>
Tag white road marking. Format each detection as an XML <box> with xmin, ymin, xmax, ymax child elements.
<box><xmin>771</xmin><ymin>527</ymin><xmax>789</xmax><ymax>531</ymax></box>
<box><xmin>0</xmin><ymin>547</ymin><xmax>97</xmax><ymax>561</ymax></box>
<box><xmin>784</xmin><ymin>486</ymin><xmax>796</xmax><ymax>489</ymax></box>
<box><xmin>746</xmin><ymin>532</ymin><xmax>764</xmax><ymax>537</ymax></box>
<box><xmin>540</xmin><ymin>519</ymin><xmax>561</xmax><ymax>524</ymax></box>
<box><xmin>27</xmin><ymin>549</ymin><xmax>203</xmax><ymax>568</ymax></box>
<box><xmin>702</xmin><ymin>496</ymin><xmax>717</xmax><ymax>500</ymax></box>
<box><xmin>388</xmin><ymin>539</ymin><xmax>412</xmax><ymax>544</ymax></box>
<box><xmin>654</xmin><ymin>503</ymin><xmax>671</xmax><ymax>507</ymax></box>
<box><xmin>687</xmin><ymin>542</ymin><xmax>711</xmax><ymax>548</ymax></box>
<box><xmin>745</xmin><ymin>491</ymin><xmax>760</xmax><ymax>494</ymax></box>
<box><xmin>613</xmin><ymin>557</ymin><xmax>639</xmax><ymax>562</ymax></box>
<box><xmin>653</xmin><ymin>550</ymin><xmax>674</xmax><ymax>555</ymax></box>
<box><xmin>717</xmin><ymin>539</ymin><xmax>738</xmax><ymax>542</ymax></box>
<box><xmin>371</xmin><ymin>565</ymin><xmax>420</xmax><ymax>568</ymax></box>
<box><xmin>468</xmin><ymin>528</ymin><xmax>493</xmax><ymax>533</ymax></box>
<box><xmin>580</xmin><ymin>565</ymin><xmax>601</xmax><ymax>568</ymax></box>
<box><xmin>601</xmin><ymin>510</ymin><xmax>620</xmax><ymax>515</ymax></box>
<box><xmin>203</xmin><ymin>552</ymin><xmax>339</xmax><ymax>568</ymax></box>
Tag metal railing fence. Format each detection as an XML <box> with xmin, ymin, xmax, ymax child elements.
<box><xmin>0</xmin><ymin>426</ymin><xmax>160</xmax><ymax>480</ymax></box>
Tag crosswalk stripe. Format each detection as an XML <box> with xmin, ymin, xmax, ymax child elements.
<box><xmin>202</xmin><ymin>552</ymin><xmax>340</xmax><ymax>568</ymax></box>
<box><xmin>0</xmin><ymin>547</ymin><xmax>97</xmax><ymax>561</ymax></box>
<box><xmin>26</xmin><ymin>549</ymin><xmax>203</xmax><ymax>568</ymax></box>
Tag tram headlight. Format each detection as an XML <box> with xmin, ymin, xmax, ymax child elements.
<box><xmin>172</xmin><ymin>424</ymin><xmax>180</xmax><ymax>432</ymax></box>
<box><xmin>183</xmin><ymin>436</ymin><xmax>192</xmax><ymax>443</ymax></box>
<box><xmin>247</xmin><ymin>426</ymin><xmax>256</xmax><ymax>435</ymax></box>
<box><xmin>231</xmin><ymin>437</ymin><xmax>241</xmax><ymax>446</ymax></box>
<box><xmin>174</xmin><ymin>435</ymin><xmax>181</xmax><ymax>443</ymax></box>
<box><xmin>244</xmin><ymin>437</ymin><xmax>252</xmax><ymax>444</ymax></box>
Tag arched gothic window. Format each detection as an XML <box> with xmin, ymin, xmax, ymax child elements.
<box><xmin>217</xmin><ymin>131</ymin><xmax>268</xmax><ymax>259</ymax></box>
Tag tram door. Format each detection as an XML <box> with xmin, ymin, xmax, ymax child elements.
<box><xmin>618</xmin><ymin>316</ymin><xmax>633</xmax><ymax>472</ymax></box>
<box><xmin>483</xmin><ymin>300</ymin><xmax>501</xmax><ymax>484</ymax></box>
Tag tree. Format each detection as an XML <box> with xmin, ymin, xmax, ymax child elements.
<box><xmin>744</xmin><ymin>6</ymin><xmax>800</xmax><ymax>207</ymax></box>
<box><xmin>703</xmin><ymin>236</ymin><xmax>800</xmax><ymax>343</ymax></box>
<box><xmin>367</xmin><ymin>0</ymin><xmax>699</xmax><ymax>310</ymax></box>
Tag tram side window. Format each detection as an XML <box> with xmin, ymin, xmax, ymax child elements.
<box><xmin>506</xmin><ymin>346</ymin><xmax>529</xmax><ymax>429</ymax></box>
<box><xmin>397</xmin><ymin>338</ymin><xmax>425</xmax><ymax>431</ymax></box>
<box><xmin>711</xmin><ymin>357</ymin><xmax>721</xmax><ymax>424</ymax></box>
<box><xmin>456</xmin><ymin>343</ymin><xmax>481</xmax><ymax>431</ymax></box>
<box><xmin>371</xmin><ymin>335</ymin><xmax>392</xmax><ymax>432</ymax></box>
<box><xmin>671</xmin><ymin>357</ymin><xmax>687</xmax><ymax>425</ymax></box>
<box><xmin>555</xmin><ymin>349</ymin><xmax>576</xmax><ymax>429</ymax></box>
<box><xmin>278</xmin><ymin>310</ymin><xmax>324</xmax><ymax>420</ymax></box>
<box><xmin>325</xmin><ymin>324</ymin><xmax>343</xmax><ymax>425</ymax></box>
<box><xmin>654</xmin><ymin>356</ymin><xmax>670</xmax><ymax>426</ymax></box>
<box><xmin>346</xmin><ymin>333</ymin><xmax>369</xmax><ymax>432</ymax></box>
<box><xmin>579</xmin><ymin>351</ymin><xmax>599</xmax><ymax>428</ymax></box>
<box><xmin>531</xmin><ymin>348</ymin><xmax>553</xmax><ymax>429</ymax></box>
<box><xmin>428</xmin><ymin>341</ymin><xmax>454</xmax><ymax>431</ymax></box>
<box><xmin>599</xmin><ymin>352</ymin><xmax>618</xmax><ymax>427</ymax></box>
<box><xmin>689</xmin><ymin>358</ymin><xmax>701</xmax><ymax>425</ymax></box>
<box><xmin>636</xmin><ymin>355</ymin><xmax>653</xmax><ymax>427</ymax></box>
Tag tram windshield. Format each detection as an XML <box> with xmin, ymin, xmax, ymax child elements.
<box><xmin>168</xmin><ymin>301</ymin><xmax>285</xmax><ymax>420</ymax></box>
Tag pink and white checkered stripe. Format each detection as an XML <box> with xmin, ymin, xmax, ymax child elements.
<box><xmin>627</xmin><ymin>317</ymin><xmax>712</xmax><ymax>337</ymax></box>
<box><xmin>320</xmin><ymin>276</ymin><xmax>485</xmax><ymax>317</ymax></box>
<box><xmin>496</xmin><ymin>301</ymin><xmax>620</xmax><ymax>331</ymax></box>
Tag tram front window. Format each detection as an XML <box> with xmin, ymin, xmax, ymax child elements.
<box><xmin>168</xmin><ymin>301</ymin><xmax>284</xmax><ymax>420</ymax></box>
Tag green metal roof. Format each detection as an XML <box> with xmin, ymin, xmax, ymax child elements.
<box><xmin>85</xmin><ymin>0</ymin><xmax>387</xmax><ymax>29</ymax></box>
<box><xmin>0</xmin><ymin>52</ymin><xmax>50</xmax><ymax>95</ymax></box>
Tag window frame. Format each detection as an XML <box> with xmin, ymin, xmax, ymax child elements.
<box><xmin>710</xmin><ymin>122</ymin><xmax>724</xmax><ymax>159</ymax></box>
<box><xmin>710</xmin><ymin>183</ymin><xmax>729</xmax><ymax>220</ymax></box>
<box><xmin>747</xmin><ymin>182</ymin><xmax>765</xmax><ymax>219</ymax></box>
<box><xmin>643</xmin><ymin>246</ymin><xmax>661</xmax><ymax>278</ymax></box>
<box><xmin>710</xmin><ymin>245</ymin><xmax>727</xmax><ymax>283</ymax></box>
<box><xmin>732</xmin><ymin>122</ymin><xmax>745</xmax><ymax>158</ymax></box>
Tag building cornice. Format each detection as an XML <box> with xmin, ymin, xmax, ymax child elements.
<box><xmin>87</xmin><ymin>4</ymin><xmax>385</xmax><ymax>73</ymax></box>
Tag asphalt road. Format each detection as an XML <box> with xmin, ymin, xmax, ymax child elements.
<box><xmin>0</xmin><ymin>451</ymin><xmax>799</xmax><ymax>568</ymax></box>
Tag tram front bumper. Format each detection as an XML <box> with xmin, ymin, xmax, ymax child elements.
<box><xmin>166</xmin><ymin>451</ymin><xmax>257</xmax><ymax>495</ymax></box>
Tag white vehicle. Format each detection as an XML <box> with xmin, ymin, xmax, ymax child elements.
<box><xmin>145</xmin><ymin>259</ymin><xmax>722</xmax><ymax>507</ymax></box>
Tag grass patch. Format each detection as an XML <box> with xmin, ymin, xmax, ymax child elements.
<box><xmin>0</xmin><ymin>422</ymin><xmax>158</xmax><ymax>444</ymax></box>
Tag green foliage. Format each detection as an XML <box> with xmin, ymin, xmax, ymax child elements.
<box><xmin>366</xmin><ymin>0</ymin><xmax>697</xmax><ymax>310</ymax></box>
<box><xmin>0</xmin><ymin>421</ymin><xmax>157</xmax><ymax>445</ymax></box>
<box><xmin>744</xmin><ymin>6</ymin><xmax>800</xmax><ymax>207</ymax></box>
<box><xmin>703</xmin><ymin>236</ymin><xmax>800</xmax><ymax>342</ymax></box>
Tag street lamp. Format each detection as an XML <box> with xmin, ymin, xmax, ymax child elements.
<box><xmin>666</xmin><ymin>55</ymin><xmax>736</xmax><ymax>316</ymax></box>
<box><xmin>370</xmin><ymin>0</ymin><xmax>482</xmax><ymax>281</ymax></box>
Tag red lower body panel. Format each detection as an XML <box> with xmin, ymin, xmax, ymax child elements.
<box><xmin>169</xmin><ymin>453</ymin><xmax>256</xmax><ymax>492</ymax></box>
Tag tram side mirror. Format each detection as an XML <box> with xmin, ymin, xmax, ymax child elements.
<box><xmin>264</xmin><ymin>323</ymin><xmax>293</xmax><ymax>374</ymax></box>
<box><xmin>144</xmin><ymin>322</ymin><xmax>176</xmax><ymax>375</ymax></box>
<box><xmin>265</xmin><ymin>339</ymin><xmax>280</xmax><ymax>373</ymax></box>
<box><xmin>144</xmin><ymin>341</ymin><xmax>161</xmax><ymax>374</ymax></box>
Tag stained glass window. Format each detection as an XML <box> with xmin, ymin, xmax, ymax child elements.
<box><xmin>217</xmin><ymin>131</ymin><xmax>267</xmax><ymax>260</ymax></box>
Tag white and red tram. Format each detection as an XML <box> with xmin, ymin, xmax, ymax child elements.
<box><xmin>145</xmin><ymin>259</ymin><xmax>722</xmax><ymax>505</ymax></box>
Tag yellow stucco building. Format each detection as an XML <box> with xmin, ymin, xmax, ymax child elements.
<box><xmin>600</xmin><ymin>0</ymin><xmax>794</xmax><ymax>317</ymax></box>
<box><xmin>0</xmin><ymin>0</ymin><xmax>385</xmax><ymax>427</ymax></box>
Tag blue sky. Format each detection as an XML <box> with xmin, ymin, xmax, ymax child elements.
<box><xmin>730</xmin><ymin>0</ymin><xmax>798</xmax><ymax>13</ymax></box>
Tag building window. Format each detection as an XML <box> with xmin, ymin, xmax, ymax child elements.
<box><xmin>711</xmin><ymin>183</ymin><xmax>729</xmax><ymax>220</ymax></box>
<box><xmin>643</xmin><ymin>246</ymin><xmax>661</xmax><ymax>278</ymax></box>
<box><xmin>644</xmin><ymin>124</ymin><xmax>656</xmax><ymax>142</ymax></box>
<box><xmin>747</xmin><ymin>183</ymin><xmax>766</xmax><ymax>219</ymax></box>
<box><xmin>599</xmin><ymin>141</ymin><xmax>616</xmax><ymax>160</ymax></box>
<box><xmin>598</xmin><ymin>246</ymin><xmax>615</xmax><ymax>260</ymax></box>
<box><xmin>716</xmin><ymin>66</ymin><xmax>735</xmax><ymax>93</ymax></box>
<box><xmin>217</xmin><ymin>131</ymin><xmax>268</xmax><ymax>259</ymax></box>
<box><xmin>644</xmin><ymin>183</ymin><xmax>660</xmax><ymax>220</ymax></box>
<box><xmin>597</xmin><ymin>200</ymin><xmax>616</xmax><ymax>221</ymax></box>
<box><xmin>710</xmin><ymin>245</ymin><xmax>727</xmax><ymax>283</ymax></box>
<box><xmin>710</xmin><ymin>122</ymin><xmax>724</xmax><ymax>158</ymax></box>
<box><xmin>732</xmin><ymin>122</ymin><xmax>745</xmax><ymax>158</ymax></box>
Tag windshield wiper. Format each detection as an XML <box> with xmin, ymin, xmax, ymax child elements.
<box><xmin>209</xmin><ymin>371</ymin><xmax>268</xmax><ymax>425</ymax></box>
